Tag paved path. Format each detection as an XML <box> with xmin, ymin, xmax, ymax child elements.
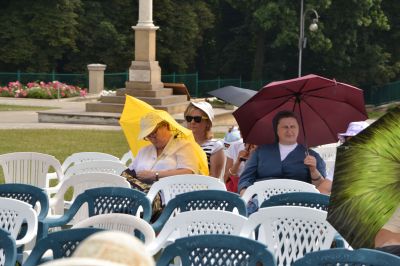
<box><xmin>0</xmin><ymin>96</ymin><xmax>232</xmax><ymax>133</ymax></box>
<box><xmin>0</xmin><ymin>96</ymin><xmax>121</xmax><ymax>130</ymax></box>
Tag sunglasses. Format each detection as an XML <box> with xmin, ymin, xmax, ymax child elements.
<box><xmin>185</xmin><ymin>116</ymin><xmax>209</xmax><ymax>123</ymax></box>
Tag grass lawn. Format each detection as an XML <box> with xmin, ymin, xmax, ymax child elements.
<box><xmin>0</xmin><ymin>104</ymin><xmax>58</xmax><ymax>111</ymax></box>
<box><xmin>0</xmin><ymin>129</ymin><xmax>129</xmax><ymax>184</ymax></box>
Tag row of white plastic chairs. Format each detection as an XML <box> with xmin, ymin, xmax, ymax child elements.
<box><xmin>0</xmin><ymin>151</ymin><xmax>134</xmax><ymax>195</ymax></box>
<box><xmin>1</xmin><ymin>193</ymin><xmax>337</xmax><ymax>266</ymax></box>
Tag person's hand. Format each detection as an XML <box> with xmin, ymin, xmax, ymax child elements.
<box><xmin>237</xmin><ymin>149</ymin><xmax>250</xmax><ymax>161</ymax></box>
<box><xmin>304</xmin><ymin>155</ymin><xmax>317</xmax><ymax>172</ymax></box>
<box><xmin>136</xmin><ymin>170</ymin><xmax>156</xmax><ymax>182</ymax></box>
<box><xmin>237</xmin><ymin>144</ymin><xmax>257</xmax><ymax>162</ymax></box>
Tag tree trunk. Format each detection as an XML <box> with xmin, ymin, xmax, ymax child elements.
<box><xmin>251</xmin><ymin>30</ymin><xmax>266</xmax><ymax>81</ymax></box>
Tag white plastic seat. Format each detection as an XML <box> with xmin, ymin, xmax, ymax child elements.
<box><xmin>49</xmin><ymin>172</ymin><xmax>131</xmax><ymax>216</ymax></box>
<box><xmin>0</xmin><ymin>152</ymin><xmax>62</xmax><ymax>195</ymax></box>
<box><xmin>0</xmin><ymin>198</ymin><xmax>38</xmax><ymax>247</ymax></box>
<box><xmin>146</xmin><ymin>174</ymin><xmax>226</xmax><ymax>205</ymax></box>
<box><xmin>147</xmin><ymin>210</ymin><xmax>248</xmax><ymax>255</ymax></box>
<box><xmin>63</xmin><ymin>160</ymin><xmax>127</xmax><ymax>179</ymax></box>
<box><xmin>46</xmin><ymin>152</ymin><xmax>121</xmax><ymax>180</ymax></box>
<box><xmin>241</xmin><ymin>179</ymin><xmax>319</xmax><ymax>205</ymax></box>
<box><xmin>241</xmin><ymin>206</ymin><xmax>337</xmax><ymax>266</ymax></box>
<box><xmin>120</xmin><ymin>150</ymin><xmax>134</xmax><ymax>166</ymax></box>
<box><xmin>72</xmin><ymin>213</ymin><xmax>155</xmax><ymax>246</ymax></box>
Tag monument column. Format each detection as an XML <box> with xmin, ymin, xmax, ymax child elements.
<box><xmin>125</xmin><ymin>0</ymin><xmax>163</xmax><ymax>92</ymax></box>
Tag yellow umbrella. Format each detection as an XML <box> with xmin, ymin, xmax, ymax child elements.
<box><xmin>119</xmin><ymin>95</ymin><xmax>209</xmax><ymax>176</ymax></box>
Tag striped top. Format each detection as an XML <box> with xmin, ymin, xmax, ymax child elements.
<box><xmin>200</xmin><ymin>139</ymin><xmax>224</xmax><ymax>169</ymax></box>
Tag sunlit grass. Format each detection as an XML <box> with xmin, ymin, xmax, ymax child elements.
<box><xmin>0</xmin><ymin>129</ymin><xmax>129</xmax><ymax>183</ymax></box>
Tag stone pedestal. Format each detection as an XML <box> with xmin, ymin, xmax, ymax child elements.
<box><xmin>85</xmin><ymin>0</ymin><xmax>189</xmax><ymax>115</ymax></box>
<box><xmin>87</xmin><ymin>64</ymin><xmax>106</xmax><ymax>94</ymax></box>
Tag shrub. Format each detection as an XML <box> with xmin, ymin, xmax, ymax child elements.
<box><xmin>0</xmin><ymin>81</ymin><xmax>87</xmax><ymax>99</ymax></box>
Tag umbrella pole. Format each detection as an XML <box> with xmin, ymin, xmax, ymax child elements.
<box><xmin>297</xmin><ymin>101</ymin><xmax>309</xmax><ymax>154</ymax></box>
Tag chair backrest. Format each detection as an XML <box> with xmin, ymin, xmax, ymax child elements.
<box><xmin>63</xmin><ymin>160</ymin><xmax>126</xmax><ymax>179</ymax></box>
<box><xmin>0</xmin><ymin>183</ymin><xmax>49</xmax><ymax>220</ymax></box>
<box><xmin>324</xmin><ymin>159</ymin><xmax>336</xmax><ymax>177</ymax></box>
<box><xmin>61</xmin><ymin>152</ymin><xmax>121</xmax><ymax>173</ymax></box>
<box><xmin>23</xmin><ymin>228</ymin><xmax>103</xmax><ymax>266</ymax></box>
<box><xmin>241</xmin><ymin>179</ymin><xmax>319</xmax><ymax>204</ymax></box>
<box><xmin>157</xmin><ymin>235</ymin><xmax>276</xmax><ymax>266</ymax></box>
<box><xmin>0</xmin><ymin>198</ymin><xmax>38</xmax><ymax>247</ymax></box>
<box><xmin>146</xmin><ymin>174</ymin><xmax>226</xmax><ymax>204</ymax></box>
<box><xmin>152</xmin><ymin>190</ymin><xmax>247</xmax><ymax>233</ymax></box>
<box><xmin>40</xmin><ymin>187</ymin><xmax>152</xmax><ymax>240</ymax></box>
<box><xmin>292</xmin><ymin>248</ymin><xmax>400</xmax><ymax>266</ymax></box>
<box><xmin>241</xmin><ymin>206</ymin><xmax>336</xmax><ymax>266</ymax></box>
<box><xmin>50</xmin><ymin>172</ymin><xmax>131</xmax><ymax>215</ymax></box>
<box><xmin>260</xmin><ymin>192</ymin><xmax>330</xmax><ymax>211</ymax></box>
<box><xmin>312</xmin><ymin>143</ymin><xmax>338</xmax><ymax>161</ymax></box>
<box><xmin>148</xmin><ymin>210</ymin><xmax>248</xmax><ymax>255</ymax></box>
<box><xmin>120</xmin><ymin>151</ymin><xmax>134</xmax><ymax>166</ymax></box>
<box><xmin>0</xmin><ymin>228</ymin><xmax>17</xmax><ymax>266</ymax></box>
<box><xmin>0</xmin><ymin>152</ymin><xmax>62</xmax><ymax>190</ymax></box>
<box><xmin>72</xmin><ymin>213</ymin><xmax>155</xmax><ymax>246</ymax></box>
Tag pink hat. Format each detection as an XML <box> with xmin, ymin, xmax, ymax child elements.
<box><xmin>338</xmin><ymin>121</ymin><xmax>369</xmax><ymax>138</ymax></box>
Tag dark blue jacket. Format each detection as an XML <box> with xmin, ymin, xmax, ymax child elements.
<box><xmin>238</xmin><ymin>143</ymin><xmax>326</xmax><ymax>192</ymax></box>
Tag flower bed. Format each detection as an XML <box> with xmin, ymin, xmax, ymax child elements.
<box><xmin>0</xmin><ymin>81</ymin><xmax>87</xmax><ymax>99</ymax></box>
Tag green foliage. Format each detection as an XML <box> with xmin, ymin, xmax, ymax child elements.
<box><xmin>0</xmin><ymin>0</ymin><xmax>399</xmax><ymax>88</ymax></box>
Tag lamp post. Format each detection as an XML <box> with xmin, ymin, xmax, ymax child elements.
<box><xmin>298</xmin><ymin>0</ymin><xmax>319</xmax><ymax>77</ymax></box>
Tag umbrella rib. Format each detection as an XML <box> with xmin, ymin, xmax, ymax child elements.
<box><xmin>305</xmin><ymin>94</ymin><xmax>367</xmax><ymax>115</ymax></box>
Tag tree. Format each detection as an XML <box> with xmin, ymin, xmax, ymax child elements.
<box><xmin>0</xmin><ymin>0</ymin><xmax>81</xmax><ymax>72</ymax></box>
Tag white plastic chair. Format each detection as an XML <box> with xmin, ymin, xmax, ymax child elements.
<box><xmin>146</xmin><ymin>174</ymin><xmax>226</xmax><ymax>205</ymax></box>
<box><xmin>0</xmin><ymin>198</ymin><xmax>38</xmax><ymax>247</ymax></box>
<box><xmin>49</xmin><ymin>172</ymin><xmax>131</xmax><ymax>216</ymax></box>
<box><xmin>63</xmin><ymin>160</ymin><xmax>127</xmax><ymax>179</ymax></box>
<box><xmin>120</xmin><ymin>151</ymin><xmax>134</xmax><ymax>166</ymax></box>
<box><xmin>46</xmin><ymin>152</ymin><xmax>121</xmax><ymax>180</ymax></box>
<box><xmin>147</xmin><ymin>210</ymin><xmax>248</xmax><ymax>255</ymax></box>
<box><xmin>312</xmin><ymin>143</ymin><xmax>338</xmax><ymax>161</ymax></box>
<box><xmin>0</xmin><ymin>152</ymin><xmax>62</xmax><ymax>195</ymax></box>
<box><xmin>241</xmin><ymin>206</ymin><xmax>337</xmax><ymax>266</ymax></box>
<box><xmin>72</xmin><ymin>213</ymin><xmax>155</xmax><ymax>246</ymax></box>
<box><xmin>241</xmin><ymin>179</ymin><xmax>319</xmax><ymax>205</ymax></box>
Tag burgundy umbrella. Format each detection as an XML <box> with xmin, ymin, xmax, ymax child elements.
<box><xmin>233</xmin><ymin>74</ymin><xmax>368</xmax><ymax>147</ymax></box>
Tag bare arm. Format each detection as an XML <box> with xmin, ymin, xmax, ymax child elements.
<box><xmin>223</xmin><ymin>158</ymin><xmax>234</xmax><ymax>182</ymax></box>
<box><xmin>136</xmin><ymin>168</ymin><xmax>193</xmax><ymax>182</ymax></box>
<box><xmin>317</xmin><ymin>179</ymin><xmax>332</xmax><ymax>195</ymax></box>
<box><xmin>210</xmin><ymin>148</ymin><xmax>225</xmax><ymax>178</ymax></box>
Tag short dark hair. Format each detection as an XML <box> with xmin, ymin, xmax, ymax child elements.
<box><xmin>272</xmin><ymin>110</ymin><xmax>299</xmax><ymax>142</ymax></box>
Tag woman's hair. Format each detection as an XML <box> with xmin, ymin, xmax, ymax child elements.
<box><xmin>272</xmin><ymin>110</ymin><xmax>299</xmax><ymax>142</ymax></box>
<box><xmin>184</xmin><ymin>104</ymin><xmax>214</xmax><ymax>139</ymax></box>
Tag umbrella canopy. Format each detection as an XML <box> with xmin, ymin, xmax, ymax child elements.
<box><xmin>208</xmin><ymin>86</ymin><xmax>258</xmax><ymax>107</ymax></box>
<box><xmin>119</xmin><ymin>95</ymin><xmax>209</xmax><ymax>175</ymax></box>
<box><xmin>327</xmin><ymin>107</ymin><xmax>400</xmax><ymax>249</ymax></box>
<box><xmin>233</xmin><ymin>74</ymin><xmax>368</xmax><ymax>147</ymax></box>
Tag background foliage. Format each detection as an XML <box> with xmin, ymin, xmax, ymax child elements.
<box><xmin>0</xmin><ymin>0</ymin><xmax>399</xmax><ymax>88</ymax></box>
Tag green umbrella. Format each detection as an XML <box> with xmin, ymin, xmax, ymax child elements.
<box><xmin>327</xmin><ymin>107</ymin><xmax>400</xmax><ymax>248</ymax></box>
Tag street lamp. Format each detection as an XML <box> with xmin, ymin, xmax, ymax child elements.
<box><xmin>298</xmin><ymin>1</ymin><xmax>319</xmax><ymax>77</ymax></box>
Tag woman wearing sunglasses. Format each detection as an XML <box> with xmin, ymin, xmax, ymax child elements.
<box><xmin>184</xmin><ymin>101</ymin><xmax>225</xmax><ymax>178</ymax></box>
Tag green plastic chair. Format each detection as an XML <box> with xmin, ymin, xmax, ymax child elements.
<box><xmin>292</xmin><ymin>248</ymin><xmax>400</xmax><ymax>266</ymax></box>
<box><xmin>157</xmin><ymin>234</ymin><xmax>276</xmax><ymax>266</ymax></box>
